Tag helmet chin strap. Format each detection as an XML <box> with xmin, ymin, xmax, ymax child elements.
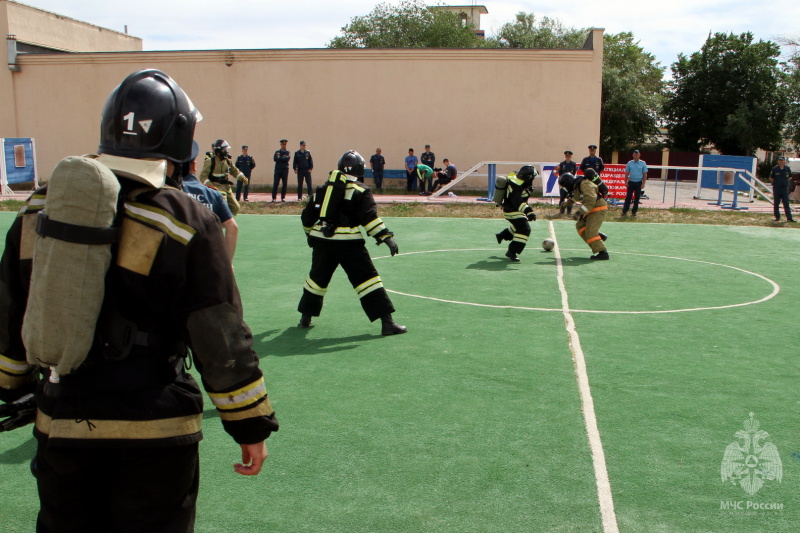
<box><xmin>165</xmin><ymin>162</ymin><xmax>184</xmax><ymax>189</ymax></box>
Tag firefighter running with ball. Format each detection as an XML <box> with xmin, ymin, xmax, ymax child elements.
<box><xmin>561</xmin><ymin>169</ymin><xmax>609</xmax><ymax>260</ymax></box>
<box><xmin>494</xmin><ymin>165</ymin><xmax>538</xmax><ymax>262</ymax></box>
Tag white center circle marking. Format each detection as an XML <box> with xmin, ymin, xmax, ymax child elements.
<box><xmin>375</xmin><ymin>248</ymin><xmax>780</xmax><ymax>314</ymax></box>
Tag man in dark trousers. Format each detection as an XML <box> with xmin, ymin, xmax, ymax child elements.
<box><xmin>293</xmin><ymin>140</ymin><xmax>314</xmax><ymax>200</ymax></box>
<box><xmin>771</xmin><ymin>156</ymin><xmax>795</xmax><ymax>222</ymax></box>
<box><xmin>272</xmin><ymin>139</ymin><xmax>290</xmax><ymax>202</ymax></box>
<box><xmin>0</xmin><ymin>69</ymin><xmax>278</xmax><ymax>532</ymax></box>
<box><xmin>235</xmin><ymin>145</ymin><xmax>256</xmax><ymax>202</ymax></box>
<box><xmin>557</xmin><ymin>150</ymin><xmax>577</xmax><ymax>215</ymax></box>
<box><xmin>298</xmin><ymin>150</ymin><xmax>407</xmax><ymax>336</ymax></box>
<box><xmin>369</xmin><ymin>148</ymin><xmax>386</xmax><ymax>193</ymax></box>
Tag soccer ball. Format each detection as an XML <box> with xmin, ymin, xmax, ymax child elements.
<box><xmin>542</xmin><ymin>238</ymin><xmax>555</xmax><ymax>251</ymax></box>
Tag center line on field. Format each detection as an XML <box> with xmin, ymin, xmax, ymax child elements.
<box><xmin>550</xmin><ymin>221</ymin><xmax>619</xmax><ymax>533</ymax></box>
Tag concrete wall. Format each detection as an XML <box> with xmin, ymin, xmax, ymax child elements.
<box><xmin>2</xmin><ymin>0</ymin><xmax>142</xmax><ymax>52</ymax></box>
<box><xmin>2</xmin><ymin>30</ymin><xmax>604</xmax><ymax>189</ymax></box>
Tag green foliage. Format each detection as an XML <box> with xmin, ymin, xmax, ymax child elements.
<box><xmin>782</xmin><ymin>52</ymin><xmax>800</xmax><ymax>150</ymax></box>
<box><xmin>327</xmin><ymin>0</ymin><xmax>483</xmax><ymax>48</ymax></box>
<box><xmin>601</xmin><ymin>32</ymin><xmax>666</xmax><ymax>152</ymax></box>
<box><xmin>485</xmin><ymin>12</ymin><xmax>586</xmax><ymax>48</ymax></box>
<box><xmin>665</xmin><ymin>32</ymin><xmax>787</xmax><ymax>156</ymax></box>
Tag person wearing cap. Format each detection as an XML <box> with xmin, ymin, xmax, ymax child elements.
<box><xmin>557</xmin><ymin>150</ymin><xmax>578</xmax><ymax>215</ymax></box>
<box><xmin>235</xmin><ymin>145</ymin><xmax>256</xmax><ymax>202</ymax></box>
<box><xmin>622</xmin><ymin>149</ymin><xmax>648</xmax><ymax>217</ymax></box>
<box><xmin>273</xmin><ymin>139</ymin><xmax>291</xmax><ymax>202</ymax></box>
<box><xmin>182</xmin><ymin>141</ymin><xmax>239</xmax><ymax>260</ymax></box>
<box><xmin>770</xmin><ymin>156</ymin><xmax>795</xmax><ymax>222</ymax></box>
<box><xmin>580</xmin><ymin>144</ymin><xmax>604</xmax><ymax>177</ymax></box>
<box><xmin>421</xmin><ymin>144</ymin><xmax>435</xmax><ymax>170</ymax></box>
<box><xmin>293</xmin><ymin>140</ymin><xmax>314</xmax><ymax>200</ymax></box>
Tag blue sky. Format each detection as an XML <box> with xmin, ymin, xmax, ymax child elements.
<box><xmin>17</xmin><ymin>0</ymin><xmax>800</xmax><ymax>73</ymax></box>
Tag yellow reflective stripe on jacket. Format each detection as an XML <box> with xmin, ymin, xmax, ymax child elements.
<box><xmin>309</xmin><ymin>226</ymin><xmax>364</xmax><ymax>240</ymax></box>
<box><xmin>17</xmin><ymin>194</ymin><xmax>46</xmax><ymax>217</ymax></box>
<box><xmin>218</xmin><ymin>397</ymin><xmax>274</xmax><ymax>422</ymax></box>
<box><xmin>363</xmin><ymin>217</ymin><xmax>387</xmax><ymax>237</ymax></box>
<box><xmin>503</xmin><ymin>211</ymin><xmax>526</xmax><ymax>220</ymax></box>
<box><xmin>124</xmin><ymin>202</ymin><xmax>196</xmax><ymax>245</ymax></box>
<box><xmin>35</xmin><ymin>411</ymin><xmax>202</xmax><ymax>440</ymax></box>
<box><xmin>207</xmin><ymin>378</ymin><xmax>268</xmax><ymax>411</ymax></box>
<box><xmin>0</xmin><ymin>354</ymin><xmax>32</xmax><ymax>375</ymax></box>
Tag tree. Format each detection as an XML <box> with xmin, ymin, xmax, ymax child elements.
<box><xmin>485</xmin><ymin>12</ymin><xmax>586</xmax><ymax>49</ymax></box>
<box><xmin>327</xmin><ymin>0</ymin><xmax>482</xmax><ymax>48</ymax></box>
<box><xmin>665</xmin><ymin>32</ymin><xmax>787</xmax><ymax>156</ymax></box>
<box><xmin>601</xmin><ymin>33</ymin><xmax>666</xmax><ymax>152</ymax></box>
<box><xmin>778</xmin><ymin>37</ymin><xmax>800</xmax><ymax>150</ymax></box>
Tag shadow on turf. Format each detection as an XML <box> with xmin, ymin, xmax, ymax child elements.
<box><xmin>0</xmin><ymin>435</ymin><xmax>36</xmax><ymax>464</ymax></box>
<box><xmin>466</xmin><ymin>256</ymin><xmax>522</xmax><ymax>270</ymax></box>
<box><xmin>252</xmin><ymin>327</ymin><xmax>378</xmax><ymax>358</ymax></box>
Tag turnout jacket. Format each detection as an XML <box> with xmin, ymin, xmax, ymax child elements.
<box><xmin>302</xmin><ymin>171</ymin><xmax>392</xmax><ymax>243</ymax></box>
<box><xmin>0</xmin><ymin>178</ymin><xmax>278</xmax><ymax>448</ymax></box>
<box><xmin>501</xmin><ymin>174</ymin><xmax>535</xmax><ymax>221</ymax></box>
<box><xmin>572</xmin><ymin>177</ymin><xmax>608</xmax><ymax>214</ymax></box>
<box><xmin>200</xmin><ymin>155</ymin><xmax>246</xmax><ymax>185</ymax></box>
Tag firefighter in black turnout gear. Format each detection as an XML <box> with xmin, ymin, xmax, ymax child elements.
<box><xmin>495</xmin><ymin>165</ymin><xmax>538</xmax><ymax>262</ymax></box>
<box><xmin>298</xmin><ymin>150</ymin><xmax>407</xmax><ymax>335</ymax></box>
<box><xmin>0</xmin><ymin>69</ymin><xmax>278</xmax><ymax>532</ymax></box>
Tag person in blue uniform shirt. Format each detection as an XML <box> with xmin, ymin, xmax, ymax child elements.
<box><xmin>293</xmin><ymin>140</ymin><xmax>314</xmax><ymax>200</ymax></box>
<box><xmin>580</xmin><ymin>144</ymin><xmax>604</xmax><ymax>177</ymax></box>
<box><xmin>404</xmin><ymin>148</ymin><xmax>418</xmax><ymax>192</ymax></box>
<box><xmin>621</xmin><ymin>149</ymin><xmax>648</xmax><ymax>217</ymax></box>
<box><xmin>182</xmin><ymin>141</ymin><xmax>239</xmax><ymax>260</ymax></box>
<box><xmin>235</xmin><ymin>145</ymin><xmax>256</xmax><ymax>202</ymax></box>
<box><xmin>557</xmin><ymin>150</ymin><xmax>577</xmax><ymax>215</ymax></box>
<box><xmin>273</xmin><ymin>139</ymin><xmax>290</xmax><ymax>202</ymax></box>
<box><xmin>770</xmin><ymin>156</ymin><xmax>795</xmax><ymax>222</ymax></box>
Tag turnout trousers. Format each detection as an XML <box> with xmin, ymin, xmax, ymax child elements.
<box><xmin>34</xmin><ymin>442</ymin><xmax>199</xmax><ymax>533</ymax></box>
<box><xmin>298</xmin><ymin>239</ymin><xmax>395</xmax><ymax>322</ymax></box>
<box><xmin>576</xmin><ymin>202</ymin><xmax>608</xmax><ymax>253</ymax></box>
<box><xmin>497</xmin><ymin>217</ymin><xmax>531</xmax><ymax>254</ymax></box>
<box><xmin>210</xmin><ymin>181</ymin><xmax>240</xmax><ymax>216</ymax></box>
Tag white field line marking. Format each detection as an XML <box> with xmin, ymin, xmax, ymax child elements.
<box><xmin>381</xmin><ymin>249</ymin><xmax>779</xmax><ymax>314</ymax></box>
<box><xmin>550</xmin><ymin>222</ymin><xmax>619</xmax><ymax>533</ymax></box>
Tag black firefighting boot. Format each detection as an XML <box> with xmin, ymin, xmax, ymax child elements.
<box><xmin>381</xmin><ymin>314</ymin><xmax>408</xmax><ymax>336</ymax></box>
<box><xmin>590</xmin><ymin>250</ymin><xmax>609</xmax><ymax>261</ymax></box>
<box><xmin>298</xmin><ymin>314</ymin><xmax>313</xmax><ymax>328</ymax></box>
<box><xmin>505</xmin><ymin>250</ymin><xmax>520</xmax><ymax>262</ymax></box>
<box><xmin>495</xmin><ymin>232</ymin><xmax>504</xmax><ymax>244</ymax></box>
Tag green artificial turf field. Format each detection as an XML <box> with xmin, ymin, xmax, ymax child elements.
<box><xmin>1</xmin><ymin>212</ymin><xmax>799</xmax><ymax>532</ymax></box>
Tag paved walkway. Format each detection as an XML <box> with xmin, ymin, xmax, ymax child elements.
<box><xmin>3</xmin><ymin>179</ymin><xmax>794</xmax><ymax>213</ymax></box>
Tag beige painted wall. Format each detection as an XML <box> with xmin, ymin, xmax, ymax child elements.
<box><xmin>3</xmin><ymin>30</ymin><xmax>603</xmax><ymax>189</ymax></box>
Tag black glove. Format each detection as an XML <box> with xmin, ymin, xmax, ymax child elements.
<box><xmin>0</xmin><ymin>393</ymin><xmax>36</xmax><ymax>432</ymax></box>
<box><xmin>384</xmin><ymin>237</ymin><xmax>399</xmax><ymax>256</ymax></box>
<box><xmin>307</xmin><ymin>236</ymin><xmax>314</xmax><ymax>248</ymax></box>
<box><xmin>572</xmin><ymin>211</ymin><xmax>584</xmax><ymax>221</ymax></box>
<box><xmin>526</xmin><ymin>212</ymin><xmax>537</xmax><ymax>222</ymax></box>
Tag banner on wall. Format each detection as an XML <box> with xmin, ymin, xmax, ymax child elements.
<box><xmin>542</xmin><ymin>162</ymin><xmax>627</xmax><ymax>200</ymax></box>
<box><xmin>1</xmin><ymin>138</ymin><xmax>38</xmax><ymax>194</ymax></box>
